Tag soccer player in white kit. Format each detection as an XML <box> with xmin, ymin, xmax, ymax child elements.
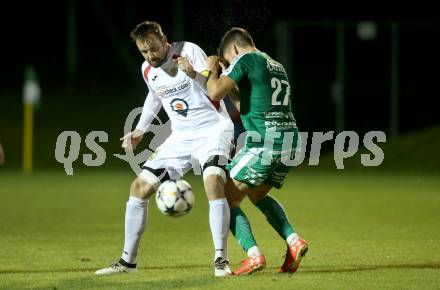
<box><xmin>95</xmin><ymin>21</ymin><xmax>233</xmax><ymax>277</ymax></box>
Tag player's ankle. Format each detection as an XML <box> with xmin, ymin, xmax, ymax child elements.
<box><xmin>286</xmin><ymin>233</ymin><xmax>299</xmax><ymax>246</ymax></box>
<box><xmin>247</xmin><ymin>246</ymin><xmax>262</xmax><ymax>258</ymax></box>
<box><xmin>119</xmin><ymin>258</ymin><xmax>137</xmax><ymax>269</ymax></box>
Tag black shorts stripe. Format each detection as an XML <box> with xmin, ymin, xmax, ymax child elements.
<box><xmin>142</xmin><ymin>166</ymin><xmax>171</xmax><ymax>182</ymax></box>
<box><xmin>202</xmin><ymin>155</ymin><xmax>228</xmax><ymax>172</ymax></box>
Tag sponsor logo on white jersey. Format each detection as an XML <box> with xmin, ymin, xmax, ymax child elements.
<box><xmin>170</xmin><ymin>98</ymin><xmax>189</xmax><ymax>117</ymax></box>
<box><xmin>156</xmin><ymin>80</ymin><xmax>191</xmax><ymax>98</ymax></box>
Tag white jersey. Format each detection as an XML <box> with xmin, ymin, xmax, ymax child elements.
<box><xmin>136</xmin><ymin>41</ymin><xmax>233</xmax><ymax>137</ymax></box>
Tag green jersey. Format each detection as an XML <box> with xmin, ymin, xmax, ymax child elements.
<box><xmin>224</xmin><ymin>51</ymin><xmax>297</xmax><ymax>149</ymax></box>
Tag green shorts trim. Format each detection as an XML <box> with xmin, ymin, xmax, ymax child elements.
<box><xmin>226</xmin><ymin>146</ymin><xmax>293</xmax><ymax>189</ymax></box>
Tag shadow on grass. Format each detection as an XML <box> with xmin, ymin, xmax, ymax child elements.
<box><xmin>21</xmin><ymin>273</ymin><xmax>213</xmax><ymax>290</ymax></box>
<box><xmin>301</xmin><ymin>261</ymin><xmax>440</xmax><ymax>274</ymax></box>
<box><xmin>0</xmin><ymin>264</ymin><xmax>207</xmax><ymax>274</ymax></box>
<box><xmin>1</xmin><ymin>261</ymin><xmax>439</xmax><ymax>275</ymax></box>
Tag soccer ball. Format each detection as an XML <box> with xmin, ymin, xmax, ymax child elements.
<box><xmin>155</xmin><ymin>179</ymin><xmax>194</xmax><ymax>217</ymax></box>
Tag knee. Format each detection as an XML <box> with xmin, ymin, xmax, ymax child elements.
<box><xmin>130</xmin><ymin>177</ymin><xmax>154</xmax><ymax>199</ymax></box>
<box><xmin>204</xmin><ymin>174</ymin><xmax>226</xmax><ymax>200</ymax></box>
<box><xmin>203</xmin><ymin>156</ymin><xmax>227</xmax><ymax>201</ymax></box>
<box><xmin>248</xmin><ymin>185</ymin><xmax>272</xmax><ymax>205</ymax></box>
<box><xmin>249</xmin><ymin>194</ymin><xmax>263</xmax><ymax>206</ymax></box>
<box><xmin>225</xmin><ymin>183</ymin><xmax>246</xmax><ymax>209</ymax></box>
<box><xmin>228</xmin><ymin>197</ymin><xmax>242</xmax><ymax>209</ymax></box>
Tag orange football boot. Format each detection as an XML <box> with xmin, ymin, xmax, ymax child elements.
<box><xmin>233</xmin><ymin>254</ymin><xmax>267</xmax><ymax>275</ymax></box>
<box><xmin>278</xmin><ymin>237</ymin><xmax>308</xmax><ymax>273</ymax></box>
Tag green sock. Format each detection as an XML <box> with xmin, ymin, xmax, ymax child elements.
<box><xmin>256</xmin><ymin>195</ymin><xmax>295</xmax><ymax>240</ymax></box>
<box><xmin>230</xmin><ymin>207</ymin><xmax>258</xmax><ymax>252</ymax></box>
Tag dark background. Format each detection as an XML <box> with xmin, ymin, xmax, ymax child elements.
<box><xmin>1</xmin><ymin>0</ymin><xmax>439</xmax><ymax>170</ymax></box>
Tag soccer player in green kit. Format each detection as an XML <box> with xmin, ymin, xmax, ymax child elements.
<box><xmin>206</xmin><ymin>27</ymin><xmax>308</xmax><ymax>275</ymax></box>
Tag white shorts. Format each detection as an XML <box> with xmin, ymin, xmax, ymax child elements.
<box><xmin>139</xmin><ymin>131</ymin><xmax>232</xmax><ymax>187</ymax></box>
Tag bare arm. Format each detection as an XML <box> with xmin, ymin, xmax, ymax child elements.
<box><xmin>228</xmin><ymin>85</ymin><xmax>241</xmax><ymax>111</ymax></box>
<box><xmin>206</xmin><ymin>56</ymin><xmax>236</xmax><ymax>101</ymax></box>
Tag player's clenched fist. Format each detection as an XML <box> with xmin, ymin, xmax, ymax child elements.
<box><xmin>120</xmin><ymin>129</ymin><xmax>144</xmax><ymax>150</ymax></box>
<box><xmin>176</xmin><ymin>57</ymin><xmax>196</xmax><ymax>79</ymax></box>
<box><xmin>206</xmin><ymin>56</ymin><xmax>220</xmax><ymax>72</ymax></box>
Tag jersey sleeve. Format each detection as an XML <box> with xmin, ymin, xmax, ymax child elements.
<box><xmin>223</xmin><ymin>54</ymin><xmax>252</xmax><ymax>84</ymax></box>
<box><xmin>135</xmin><ymin>83</ymin><xmax>163</xmax><ymax>132</ymax></box>
<box><xmin>188</xmin><ymin>43</ymin><xmax>208</xmax><ymax>75</ymax></box>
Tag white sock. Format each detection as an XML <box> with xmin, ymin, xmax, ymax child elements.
<box><xmin>209</xmin><ymin>198</ymin><xmax>230</xmax><ymax>260</ymax></box>
<box><xmin>121</xmin><ymin>196</ymin><xmax>149</xmax><ymax>264</ymax></box>
<box><xmin>286</xmin><ymin>233</ymin><xmax>299</xmax><ymax>246</ymax></box>
<box><xmin>247</xmin><ymin>246</ymin><xmax>262</xmax><ymax>258</ymax></box>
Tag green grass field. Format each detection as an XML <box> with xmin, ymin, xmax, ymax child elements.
<box><xmin>0</xmin><ymin>170</ymin><xmax>439</xmax><ymax>289</ymax></box>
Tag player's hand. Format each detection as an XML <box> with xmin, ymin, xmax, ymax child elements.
<box><xmin>219</xmin><ymin>61</ymin><xmax>226</xmax><ymax>73</ymax></box>
<box><xmin>176</xmin><ymin>57</ymin><xmax>196</xmax><ymax>79</ymax></box>
<box><xmin>120</xmin><ymin>129</ymin><xmax>144</xmax><ymax>150</ymax></box>
<box><xmin>206</xmin><ymin>56</ymin><xmax>220</xmax><ymax>72</ymax></box>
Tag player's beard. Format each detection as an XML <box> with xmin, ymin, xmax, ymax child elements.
<box><xmin>149</xmin><ymin>57</ymin><xmax>166</xmax><ymax>68</ymax></box>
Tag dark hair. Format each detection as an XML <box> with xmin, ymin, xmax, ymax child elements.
<box><xmin>218</xmin><ymin>27</ymin><xmax>255</xmax><ymax>57</ymax></box>
<box><xmin>130</xmin><ymin>20</ymin><xmax>164</xmax><ymax>42</ymax></box>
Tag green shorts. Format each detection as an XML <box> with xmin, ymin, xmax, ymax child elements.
<box><xmin>226</xmin><ymin>146</ymin><xmax>295</xmax><ymax>189</ymax></box>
